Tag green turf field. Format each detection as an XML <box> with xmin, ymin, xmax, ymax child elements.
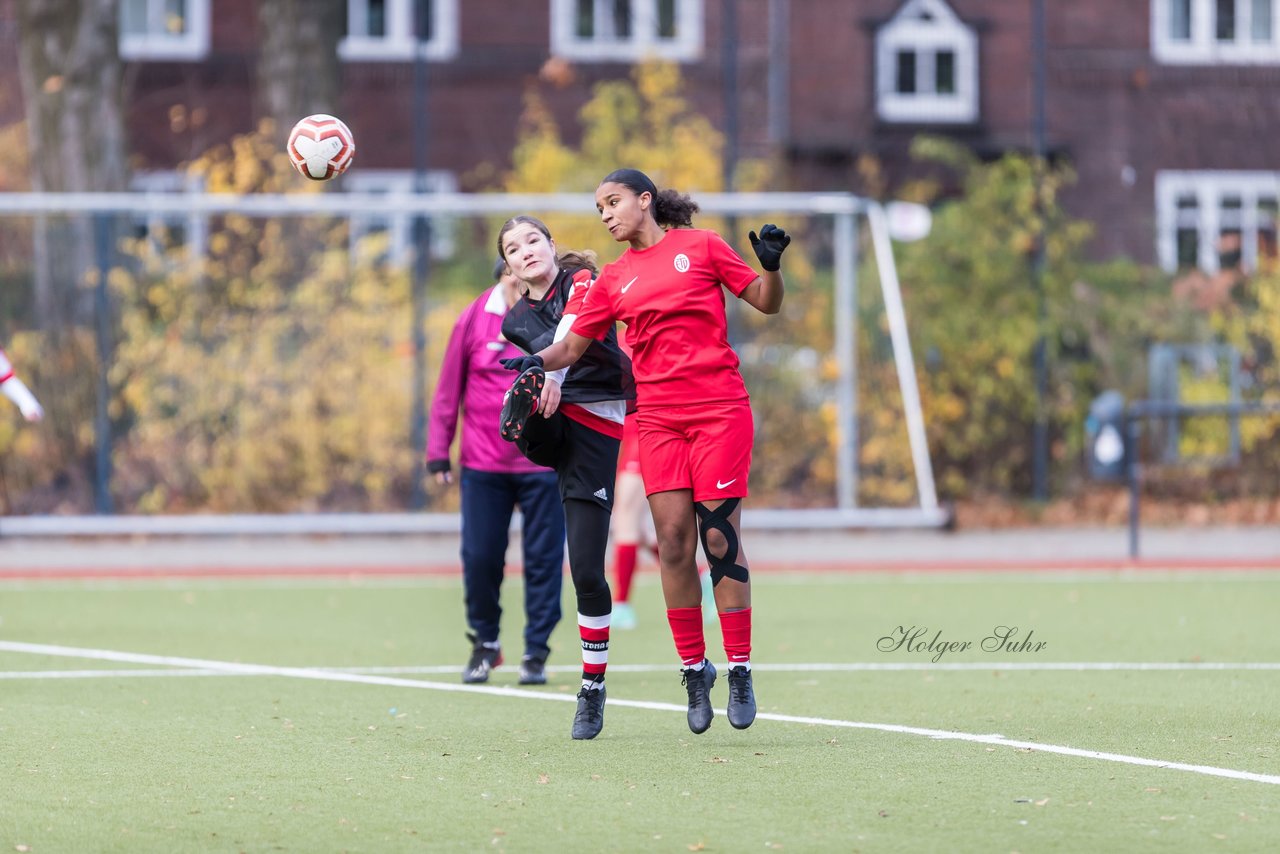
<box><xmin>3</xmin><ymin>569</ymin><xmax>1279</xmax><ymax>852</ymax></box>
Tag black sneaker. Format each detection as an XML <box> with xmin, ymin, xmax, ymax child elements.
<box><xmin>681</xmin><ymin>659</ymin><xmax>717</xmax><ymax>734</ymax></box>
<box><xmin>726</xmin><ymin>665</ymin><xmax>756</xmax><ymax>729</ymax></box>
<box><xmin>518</xmin><ymin>655</ymin><xmax>547</xmax><ymax>685</ymax></box>
<box><xmin>462</xmin><ymin>632</ymin><xmax>502</xmax><ymax>684</ymax></box>
<box><xmin>572</xmin><ymin>683</ymin><xmax>606</xmax><ymax>740</ymax></box>
<box><xmin>499</xmin><ymin>367</ymin><xmax>545</xmax><ymax>442</ymax></box>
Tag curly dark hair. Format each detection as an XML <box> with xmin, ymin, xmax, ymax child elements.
<box><xmin>600</xmin><ymin>168</ymin><xmax>699</xmax><ymax>229</ymax></box>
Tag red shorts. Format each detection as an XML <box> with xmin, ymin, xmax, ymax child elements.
<box><xmin>636</xmin><ymin>401</ymin><xmax>753</xmax><ymax>502</ymax></box>
<box><xmin>618</xmin><ymin>414</ymin><xmax>642</xmax><ymax>475</ymax></box>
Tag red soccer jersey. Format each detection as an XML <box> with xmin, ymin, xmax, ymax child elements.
<box><xmin>571</xmin><ymin>228</ymin><xmax>759</xmax><ymax>409</ymax></box>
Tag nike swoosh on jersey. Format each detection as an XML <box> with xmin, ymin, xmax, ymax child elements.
<box><xmin>620</xmin><ymin>276</ymin><xmax>638</xmax><ymax>293</ymax></box>
<box><xmin>716</xmin><ymin>478</ymin><xmax>737</xmax><ymax>489</ymax></box>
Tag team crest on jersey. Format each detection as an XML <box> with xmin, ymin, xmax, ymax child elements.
<box><xmin>673</xmin><ymin>253</ymin><xmax>690</xmax><ymax>273</ymax></box>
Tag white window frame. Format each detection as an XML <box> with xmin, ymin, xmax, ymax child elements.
<box><xmin>1153</xmin><ymin>0</ymin><xmax>1280</xmax><ymax>64</ymax></box>
<box><xmin>120</xmin><ymin>0</ymin><xmax>210</xmax><ymax>61</ymax></box>
<box><xmin>1155</xmin><ymin>171</ymin><xmax>1280</xmax><ymax>272</ymax></box>
<box><xmin>344</xmin><ymin>170</ymin><xmax>459</xmax><ymax>264</ymax></box>
<box><xmin>550</xmin><ymin>0</ymin><xmax>704</xmax><ymax>62</ymax></box>
<box><xmin>340</xmin><ymin>0</ymin><xmax>459</xmax><ymax>61</ymax></box>
<box><xmin>875</xmin><ymin>0</ymin><xmax>979</xmax><ymax>124</ymax></box>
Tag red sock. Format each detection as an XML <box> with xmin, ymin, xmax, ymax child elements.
<box><xmin>666</xmin><ymin>606</ymin><xmax>706</xmax><ymax>667</ymax></box>
<box><xmin>720</xmin><ymin>607</ymin><xmax>752</xmax><ymax>665</ymax></box>
<box><xmin>614</xmin><ymin>544</ymin><xmax>638</xmax><ymax>602</ymax></box>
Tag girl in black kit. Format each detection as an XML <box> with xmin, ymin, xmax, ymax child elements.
<box><xmin>496</xmin><ymin>215</ymin><xmax>633</xmax><ymax>740</ymax></box>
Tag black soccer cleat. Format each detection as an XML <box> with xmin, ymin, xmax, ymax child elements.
<box><xmin>518</xmin><ymin>655</ymin><xmax>547</xmax><ymax>686</ymax></box>
<box><xmin>571</xmin><ymin>684</ymin><xmax>606</xmax><ymax>740</ymax></box>
<box><xmin>462</xmin><ymin>632</ymin><xmax>503</xmax><ymax>684</ymax></box>
<box><xmin>499</xmin><ymin>366</ymin><xmax>545</xmax><ymax>442</ymax></box>
<box><xmin>681</xmin><ymin>659</ymin><xmax>717</xmax><ymax>734</ymax></box>
<box><xmin>726</xmin><ymin>665</ymin><xmax>756</xmax><ymax>729</ymax></box>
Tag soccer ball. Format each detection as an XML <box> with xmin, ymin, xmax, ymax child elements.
<box><xmin>286</xmin><ymin>114</ymin><xmax>356</xmax><ymax>181</ymax></box>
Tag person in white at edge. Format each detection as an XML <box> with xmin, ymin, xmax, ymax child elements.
<box><xmin>0</xmin><ymin>347</ymin><xmax>43</xmax><ymax>422</ymax></box>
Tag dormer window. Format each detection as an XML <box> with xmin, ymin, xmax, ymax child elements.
<box><xmin>875</xmin><ymin>0</ymin><xmax>978</xmax><ymax>124</ymax></box>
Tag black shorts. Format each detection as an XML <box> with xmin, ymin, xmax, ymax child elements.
<box><xmin>516</xmin><ymin>411</ymin><xmax>620</xmax><ymax>512</ymax></box>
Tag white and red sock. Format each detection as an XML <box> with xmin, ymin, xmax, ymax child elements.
<box><xmin>579</xmin><ymin>612</ymin><xmax>610</xmax><ymax>689</ymax></box>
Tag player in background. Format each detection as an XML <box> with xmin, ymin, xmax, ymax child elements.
<box><xmin>0</xmin><ymin>347</ymin><xmax>44</xmax><ymax>422</ymax></box>
<box><xmin>497</xmin><ymin>215</ymin><xmax>634</xmax><ymax>740</ymax></box>
<box><xmin>502</xmin><ymin>168</ymin><xmax>790</xmax><ymax>735</ymax></box>
<box><xmin>608</xmin><ymin>391</ymin><xmax>646</xmax><ymax>631</ymax></box>
<box><xmin>426</xmin><ymin>259</ymin><xmax>567</xmax><ymax>687</ymax></box>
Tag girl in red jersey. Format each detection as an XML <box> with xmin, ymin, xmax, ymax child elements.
<box><xmin>496</xmin><ymin>215</ymin><xmax>634</xmax><ymax>740</ymax></box>
<box><xmin>502</xmin><ymin>169</ymin><xmax>790</xmax><ymax>734</ymax></box>
<box><xmin>609</xmin><ymin>338</ymin><xmax>718</xmax><ymax>632</ymax></box>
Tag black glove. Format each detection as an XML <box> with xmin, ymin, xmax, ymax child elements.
<box><xmin>425</xmin><ymin>459</ymin><xmax>451</xmax><ymax>475</ymax></box>
<box><xmin>749</xmin><ymin>224</ymin><xmax>791</xmax><ymax>272</ymax></box>
<box><xmin>500</xmin><ymin>353</ymin><xmax>544</xmax><ymax>373</ymax></box>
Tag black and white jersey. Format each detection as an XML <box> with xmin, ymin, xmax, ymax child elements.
<box><xmin>502</xmin><ymin>267</ymin><xmax>635</xmax><ymax>409</ymax></box>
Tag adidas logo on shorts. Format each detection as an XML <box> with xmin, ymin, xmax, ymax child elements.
<box><xmin>593</xmin><ymin>487</ymin><xmax>608</xmax><ymax>501</ymax></box>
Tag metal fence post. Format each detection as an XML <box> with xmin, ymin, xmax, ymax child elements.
<box><xmin>1126</xmin><ymin>415</ymin><xmax>1140</xmax><ymax>560</ymax></box>
<box><xmin>93</xmin><ymin>213</ymin><xmax>114</xmax><ymax>514</ymax></box>
<box><xmin>834</xmin><ymin>209</ymin><xmax>858</xmax><ymax>509</ymax></box>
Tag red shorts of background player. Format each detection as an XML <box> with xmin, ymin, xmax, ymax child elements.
<box><xmin>636</xmin><ymin>401</ymin><xmax>753</xmax><ymax>503</ymax></box>
<box><xmin>618</xmin><ymin>414</ymin><xmax>642</xmax><ymax>475</ymax></box>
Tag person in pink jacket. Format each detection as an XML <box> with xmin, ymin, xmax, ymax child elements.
<box><xmin>426</xmin><ymin>260</ymin><xmax>566</xmax><ymax>687</ymax></box>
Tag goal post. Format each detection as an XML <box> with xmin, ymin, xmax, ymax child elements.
<box><xmin>0</xmin><ymin>190</ymin><xmax>948</xmax><ymax>535</ymax></box>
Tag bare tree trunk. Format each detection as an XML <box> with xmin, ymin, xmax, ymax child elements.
<box><xmin>257</xmin><ymin>0</ymin><xmax>344</xmax><ymax>143</ymax></box>
<box><xmin>16</xmin><ymin>0</ymin><xmax>127</xmax><ymax>329</ymax></box>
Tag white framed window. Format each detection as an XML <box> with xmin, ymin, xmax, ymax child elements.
<box><xmin>1153</xmin><ymin>0</ymin><xmax>1280</xmax><ymax>63</ymax></box>
<box><xmin>875</xmin><ymin>0</ymin><xmax>979</xmax><ymax>124</ymax></box>
<box><xmin>1156</xmin><ymin>171</ymin><xmax>1280</xmax><ymax>272</ymax></box>
<box><xmin>120</xmin><ymin>0</ymin><xmax>210</xmax><ymax>61</ymax></box>
<box><xmin>344</xmin><ymin>170</ymin><xmax>458</xmax><ymax>265</ymax></box>
<box><xmin>340</xmin><ymin>0</ymin><xmax>459</xmax><ymax>61</ymax></box>
<box><xmin>551</xmin><ymin>0</ymin><xmax>704</xmax><ymax>62</ymax></box>
<box><xmin>128</xmin><ymin>171</ymin><xmax>208</xmax><ymax>264</ymax></box>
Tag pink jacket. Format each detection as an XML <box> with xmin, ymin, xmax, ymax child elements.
<box><xmin>426</xmin><ymin>286</ymin><xmax>552</xmax><ymax>474</ymax></box>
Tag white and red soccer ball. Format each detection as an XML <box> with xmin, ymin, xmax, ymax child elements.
<box><xmin>286</xmin><ymin>114</ymin><xmax>355</xmax><ymax>181</ymax></box>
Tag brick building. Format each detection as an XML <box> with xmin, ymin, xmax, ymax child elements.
<box><xmin>15</xmin><ymin>0</ymin><xmax>1280</xmax><ymax>272</ymax></box>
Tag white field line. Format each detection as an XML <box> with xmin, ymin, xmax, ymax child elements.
<box><xmin>7</xmin><ymin>661</ymin><xmax>1280</xmax><ymax>680</ymax></box>
<box><xmin>3</xmin><ymin>640</ymin><xmax>1279</xmax><ymax>787</ymax></box>
<box><xmin>0</xmin><ymin>668</ymin><xmax>234</xmax><ymax>679</ymax></box>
